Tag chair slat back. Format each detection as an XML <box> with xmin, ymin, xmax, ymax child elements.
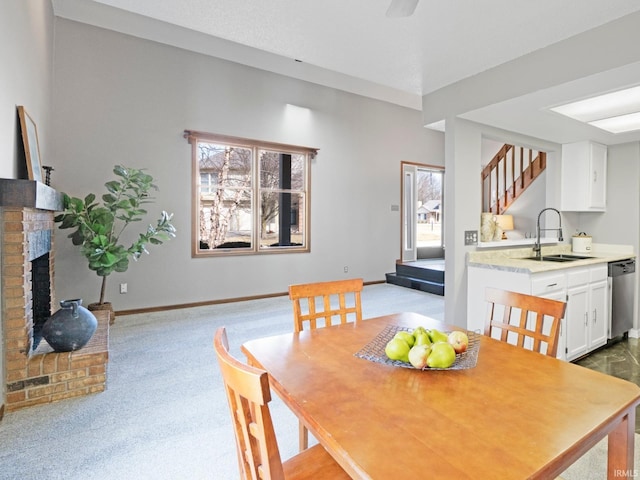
<box><xmin>484</xmin><ymin>287</ymin><xmax>566</xmax><ymax>357</ymax></box>
<box><xmin>289</xmin><ymin>278</ymin><xmax>363</xmax><ymax>333</ymax></box>
<box><xmin>214</xmin><ymin>327</ymin><xmax>285</xmax><ymax>480</ymax></box>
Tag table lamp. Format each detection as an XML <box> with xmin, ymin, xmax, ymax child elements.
<box><xmin>494</xmin><ymin>214</ymin><xmax>514</xmax><ymax>240</ymax></box>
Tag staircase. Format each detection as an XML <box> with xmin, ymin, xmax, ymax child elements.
<box><xmin>482</xmin><ymin>144</ymin><xmax>546</xmax><ymax>214</ymax></box>
<box><xmin>387</xmin><ymin>144</ymin><xmax>545</xmax><ymax>296</ymax></box>
<box><xmin>385</xmin><ymin>260</ymin><xmax>444</xmax><ymax>296</ymax></box>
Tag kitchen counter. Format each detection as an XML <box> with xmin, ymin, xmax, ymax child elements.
<box><xmin>467</xmin><ymin>243</ymin><xmax>635</xmax><ymax>273</ymax></box>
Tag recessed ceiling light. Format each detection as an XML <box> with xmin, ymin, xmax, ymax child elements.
<box><xmin>589</xmin><ymin>111</ymin><xmax>640</xmax><ymax>134</ymax></box>
<box><xmin>550</xmin><ymin>85</ymin><xmax>640</xmax><ymax>133</ymax></box>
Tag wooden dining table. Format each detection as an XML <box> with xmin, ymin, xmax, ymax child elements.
<box><xmin>241</xmin><ymin>312</ymin><xmax>640</xmax><ymax>479</ymax></box>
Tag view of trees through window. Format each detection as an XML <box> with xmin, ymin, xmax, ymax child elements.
<box><xmin>187</xmin><ymin>131</ymin><xmax>312</xmax><ymax>256</ymax></box>
<box><xmin>416</xmin><ymin>168</ymin><xmax>443</xmax><ymax>248</ymax></box>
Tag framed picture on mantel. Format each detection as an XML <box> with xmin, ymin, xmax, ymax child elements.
<box><xmin>17</xmin><ymin>105</ymin><xmax>43</xmax><ymax>183</ymax></box>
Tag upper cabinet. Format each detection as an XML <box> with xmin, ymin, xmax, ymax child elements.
<box><xmin>560</xmin><ymin>141</ymin><xmax>607</xmax><ymax>212</ymax></box>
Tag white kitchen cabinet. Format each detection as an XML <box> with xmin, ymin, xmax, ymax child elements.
<box><xmin>588</xmin><ymin>268</ymin><xmax>608</xmax><ymax>350</ymax></box>
<box><xmin>560</xmin><ymin>141</ymin><xmax>607</xmax><ymax>212</ymax></box>
<box><xmin>467</xmin><ymin>268</ymin><xmax>567</xmax><ymax>359</ymax></box>
<box><xmin>564</xmin><ymin>265</ymin><xmax>608</xmax><ymax>361</ymax></box>
<box><xmin>467</xmin><ymin>263</ymin><xmax>609</xmax><ymax>362</ymax></box>
<box><xmin>466</xmin><ymin>267</ymin><xmax>530</xmax><ymax>334</ymax></box>
<box><xmin>531</xmin><ymin>272</ymin><xmax>567</xmax><ymax>360</ymax></box>
<box><xmin>565</xmin><ymin>282</ymin><xmax>589</xmax><ymax>359</ymax></box>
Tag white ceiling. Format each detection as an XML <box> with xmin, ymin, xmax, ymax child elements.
<box><xmin>52</xmin><ymin>0</ymin><xmax>640</xmax><ymax>145</ymax></box>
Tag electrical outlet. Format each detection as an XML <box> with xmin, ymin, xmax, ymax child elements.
<box><xmin>344</xmin><ymin>266</ymin><xmax>349</xmax><ymax>273</ymax></box>
<box><xmin>464</xmin><ymin>230</ymin><xmax>478</xmax><ymax>246</ymax></box>
<box><xmin>119</xmin><ymin>283</ymin><xmax>128</xmax><ymax>294</ymax></box>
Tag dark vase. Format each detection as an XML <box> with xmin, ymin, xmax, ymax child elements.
<box><xmin>42</xmin><ymin>299</ymin><xmax>98</xmax><ymax>352</ymax></box>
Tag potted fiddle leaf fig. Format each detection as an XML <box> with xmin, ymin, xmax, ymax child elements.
<box><xmin>54</xmin><ymin>165</ymin><xmax>176</xmax><ymax>321</ymax></box>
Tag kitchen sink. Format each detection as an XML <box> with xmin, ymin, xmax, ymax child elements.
<box><xmin>524</xmin><ymin>254</ymin><xmax>592</xmax><ymax>262</ymax></box>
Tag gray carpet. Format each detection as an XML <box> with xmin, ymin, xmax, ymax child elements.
<box><xmin>0</xmin><ymin>283</ymin><xmax>444</xmax><ymax>479</ymax></box>
<box><xmin>0</xmin><ymin>283</ymin><xmax>631</xmax><ymax>479</ymax></box>
<box><xmin>560</xmin><ymin>434</ymin><xmax>640</xmax><ymax>480</ymax></box>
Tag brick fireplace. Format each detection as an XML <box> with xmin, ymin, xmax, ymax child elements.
<box><xmin>0</xmin><ymin>179</ymin><xmax>109</xmax><ymax>414</ymax></box>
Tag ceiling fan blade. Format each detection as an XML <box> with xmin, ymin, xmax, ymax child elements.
<box><xmin>386</xmin><ymin>0</ymin><xmax>419</xmax><ymax>18</ymax></box>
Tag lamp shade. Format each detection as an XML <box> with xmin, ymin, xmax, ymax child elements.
<box><xmin>494</xmin><ymin>215</ymin><xmax>514</xmax><ymax>231</ymax></box>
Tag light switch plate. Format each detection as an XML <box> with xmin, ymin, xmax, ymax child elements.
<box><xmin>464</xmin><ymin>230</ymin><xmax>478</xmax><ymax>246</ymax></box>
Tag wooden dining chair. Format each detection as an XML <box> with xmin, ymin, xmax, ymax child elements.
<box><xmin>484</xmin><ymin>287</ymin><xmax>567</xmax><ymax>358</ymax></box>
<box><xmin>288</xmin><ymin>278</ymin><xmax>363</xmax><ymax>333</ymax></box>
<box><xmin>214</xmin><ymin>327</ymin><xmax>350</xmax><ymax>480</ymax></box>
<box><xmin>288</xmin><ymin>278</ymin><xmax>363</xmax><ymax>451</ymax></box>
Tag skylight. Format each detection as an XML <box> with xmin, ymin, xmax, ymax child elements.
<box><xmin>550</xmin><ymin>85</ymin><xmax>640</xmax><ymax>134</ymax></box>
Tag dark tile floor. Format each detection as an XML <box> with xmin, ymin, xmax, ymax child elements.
<box><xmin>575</xmin><ymin>336</ymin><xmax>640</xmax><ymax>432</ymax></box>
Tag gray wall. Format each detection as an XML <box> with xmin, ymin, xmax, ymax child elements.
<box><xmin>0</xmin><ymin>0</ymin><xmax>54</xmax><ymax>411</ymax></box>
<box><xmin>576</xmin><ymin>142</ymin><xmax>640</xmax><ymax>246</ymax></box>
<box><xmin>50</xmin><ymin>19</ymin><xmax>444</xmax><ymax>310</ymax></box>
<box><xmin>0</xmin><ymin>1</ymin><xmax>53</xmax><ymax>179</ymax></box>
<box><xmin>444</xmin><ymin>118</ymin><xmax>563</xmax><ymax>325</ymax></box>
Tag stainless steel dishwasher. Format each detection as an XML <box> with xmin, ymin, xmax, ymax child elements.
<box><xmin>608</xmin><ymin>259</ymin><xmax>636</xmax><ymax>339</ymax></box>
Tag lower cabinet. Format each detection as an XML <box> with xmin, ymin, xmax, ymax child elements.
<box><xmin>565</xmin><ymin>266</ymin><xmax>608</xmax><ymax>361</ymax></box>
<box><xmin>467</xmin><ymin>263</ymin><xmax>609</xmax><ymax>362</ymax></box>
<box><xmin>531</xmin><ymin>276</ymin><xmax>567</xmax><ymax>360</ymax></box>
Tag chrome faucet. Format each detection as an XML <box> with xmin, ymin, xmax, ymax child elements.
<box><xmin>533</xmin><ymin>208</ymin><xmax>563</xmax><ymax>259</ymax></box>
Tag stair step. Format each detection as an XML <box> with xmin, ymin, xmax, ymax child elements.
<box><xmin>385</xmin><ymin>272</ymin><xmax>444</xmax><ymax>296</ymax></box>
<box><xmin>395</xmin><ymin>263</ymin><xmax>444</xmax><ymax>283</ymax></box>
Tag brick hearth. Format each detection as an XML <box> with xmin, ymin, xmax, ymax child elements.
<box><xmin>1</xmin><ymin>180</ymin><xmax>109</xmax><ymax>413</ymax></box>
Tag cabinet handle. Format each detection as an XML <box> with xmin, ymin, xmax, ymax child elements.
<box><xmin>593</xmin><ymin>171</ymin><xmax>597</xmax><ymax>182</ymax></box>
<box><xmin>584</xmin><ymin>312</ymin><xmax>588</xmax><ymax>326</ymax></box>
<box><xmin>546</xmin><ymin>283</ymin><xmax>558</xmax><ymax>288</ymax></box>
<box><xmin>593</xmin><ymin>309</ymin><xmax>597</xmax><ymax>324</ymax></box>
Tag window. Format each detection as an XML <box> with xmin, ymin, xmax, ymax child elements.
<box><xmin>184</xmin><ymin>131</ymin><xmax>316</xmax><ymax>256</ymax></box>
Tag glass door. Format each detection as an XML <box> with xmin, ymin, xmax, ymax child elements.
<box><xmin>401</xmin><ymin>163</ymin><xmax>417</xmax><ymax>262</ymax></box>
<box><xmin>416</xmin><ymin>166</ymin><xmax>444</xmax><ymax>259</ymax></box>
<box><xmin>401</xmin><ymin>162</ymin><xmax>444</xmax><ymax>262</ymax></box>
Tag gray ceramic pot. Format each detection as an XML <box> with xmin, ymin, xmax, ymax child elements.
<box><xmin>42</xmin><ymin>299</ymin><xmax>98</xmax><ymax>352</ymax></box>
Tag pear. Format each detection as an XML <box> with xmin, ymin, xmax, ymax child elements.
<box><xmin>428</xmin><ymin>328</ymin><xmax>449</xmax><ymax>344</ymax></box>
<box><xmin>408</xmin><ymin>344</ymin><xmax>431</xmax><ymax>369</ymax></box>
<box><xmin>412</xmin><ymin>326</ymin><xmax>427</xmax><ymax>337</ymax></box>
<box><xmin>426</xmin><ymin>342</ymin><xmax>456</xmax><ymax>369</ymax></box>
<box><xmin>394</xmin><ymin>331</ymin><xmax>415</xmax><ymax>348</ymax></box>
<box><xmin>385</xmin><ymin>338</ymin><xmax>411</xmax><ymax>362</ymax></box>
<box><xmin>448</xmin><ymin>330</ymin><xmax>469</xmax><ymax>354</ymax></box>
<box><xmin>414</xmin><ymin>330</ymin><xmax>432</xmax><ymax>347</ymax></box>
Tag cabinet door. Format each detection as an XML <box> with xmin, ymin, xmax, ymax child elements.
<box><xmin>466</xmin><ymin>267</ymin><xmax>530</xmax><ymax>333</ymax></box>
<box><xmin>588</xmin><ymin>142</ymin><xmax>607</xmax><ymax>209</ymax></box>
<box><xmin>560</xmin><ymin>141</ymin><xmax>607</xmax><ymax>212</ymax></box>
<box><xmin>531</xmin><ymin>272</ymin><xmax>567</xmax><ymax>360</ymax></box>
<box><xmin>588</xmin><ymin>279</ymin><xmax>608</xmax><ymax>349</ymax></box>
<box><xmin>565</xmin><ymin>284</ymin><xmax>589</xmax><ymax>360</ymax></box>
<box><xmin>540</xmin><ymin>289</ymin><xmax>567</xmax><ymax>361</ymax></box>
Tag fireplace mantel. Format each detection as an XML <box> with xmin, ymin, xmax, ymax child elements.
<box><xmin>0</xmin><ymin>179</ymin><xmax>63</xmax><ymax>211</ymax></box>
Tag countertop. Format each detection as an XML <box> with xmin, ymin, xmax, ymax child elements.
<box><xmin>467</xmin><ymin>244</ymin><xmax>635</xmax><ymax>274</ymax></box>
